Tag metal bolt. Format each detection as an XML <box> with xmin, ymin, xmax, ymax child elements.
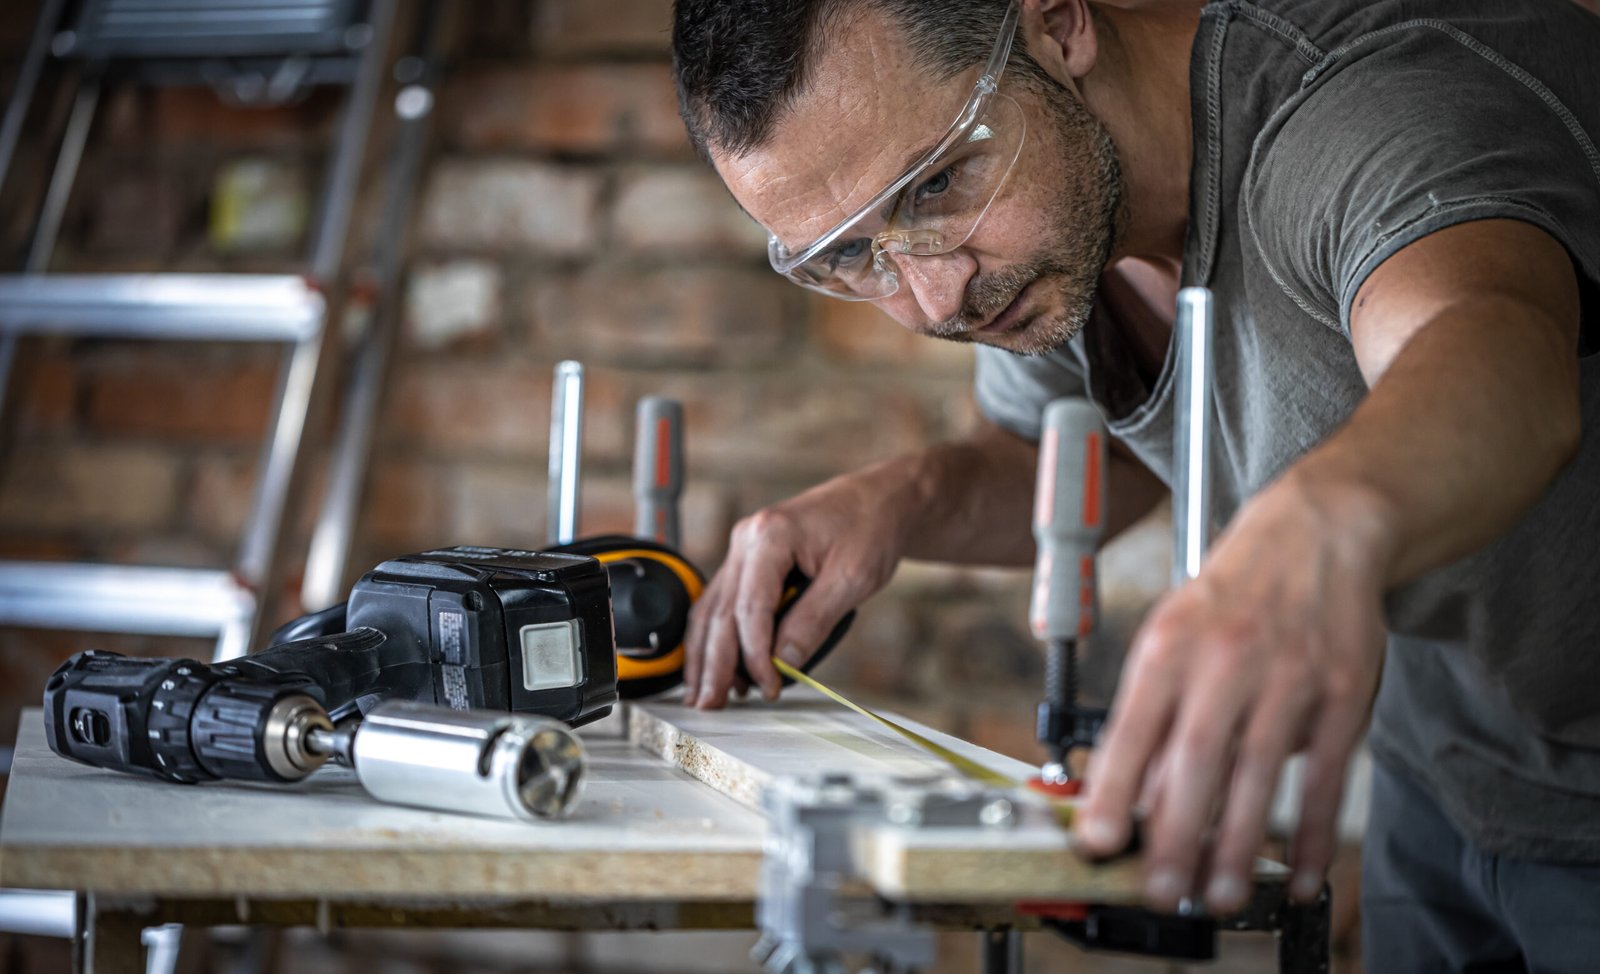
<box><xmin>395</xmin><ymin>86</ymin><xmax>432</xmax><ymax>121</ymax></box>
<box><xmin>979</xmin><ymin>798</ymin><xmax>1015</xmax><ymax>828</ymax></box>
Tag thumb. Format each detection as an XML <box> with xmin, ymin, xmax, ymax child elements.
<box><xmin>770</xmin><ymin>569</ymin><xmax>862</xmax><ymax>670</ymax></box>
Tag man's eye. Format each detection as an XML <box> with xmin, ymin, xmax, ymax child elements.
<box><xmin>914</xmin><ymin>165</ymin><xmax>957</xmax><ymax>204</ymax></box>
<box><xmin>826</xmin><ymin>238</ymin><xmax>871</xmax><ymax>269</ymax></box>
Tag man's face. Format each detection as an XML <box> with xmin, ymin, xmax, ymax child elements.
<box><xmin>714</xmin><ymin>8</ymin><xmax>1124</xmax><ymax>356</ymax></box>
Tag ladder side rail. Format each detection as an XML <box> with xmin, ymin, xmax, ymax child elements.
<box><xmin>302</xmin><ymin>0</ymin><xmax>446</xmax><ymax>611</ymax></box>
<box><xmin>0</xmin><ymin>66</ymin><xmax>100</xmax><ymax>424</ymax></box>
<box><xmin>0</xmin><ymin>0</ymin><xmax>69</xmax><ymax>195</ymax></box>
<box><xmin>25</xmin><ymin>72</ymin><xmax>100</xmax><ymax>275</ymax></box>
<box><xmin>229</xmin><ymin>0</ymin><xmax>399</xmax><ymax>659</ymax></box>
<box><xmin>308</xmin><ymin>0</ymin><xmax>398</xmax><ymax>286</ymax></box>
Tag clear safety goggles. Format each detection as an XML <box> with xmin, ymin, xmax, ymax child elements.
<box><xmin>767</xmin><ymin>0</ymin><xmax>1025</xmax><ymax>301</ymax></box>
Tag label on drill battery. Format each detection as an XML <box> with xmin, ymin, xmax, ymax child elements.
<box><xmin>438</xmin><ymin>610</ymin><xmax>470</xmax><ymax>709</ymax></box>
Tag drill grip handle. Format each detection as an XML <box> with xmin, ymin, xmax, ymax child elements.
<box><xmin>242</xmin><ymin>626</ymin><xmax>389</xmax><ymax>715</ymax></box>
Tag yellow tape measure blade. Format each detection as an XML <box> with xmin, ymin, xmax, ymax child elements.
<box><xmin>773</xmin><ymin>658</ymin><xmax>1019</xmax><ymax>790</ymax></box>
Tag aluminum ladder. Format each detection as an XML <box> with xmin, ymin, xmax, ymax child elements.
<box><xmin>0</xmin><ymin>0</ymin><xmax>397</xmax><ymax>664</ymax></box>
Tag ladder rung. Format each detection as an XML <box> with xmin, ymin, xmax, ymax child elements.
<box><xmin>0</xmin><ymin>274</ymin><xmax>324</xmax><ymax>342</ymax></box>
<box><xmin>63</xmin><ymin>0</ymin><xmax>358</xmax><ymax>59</ymax></box>
<box><xmin>0</xmin><ymin>891</ymin><xmax>75</xmax><ymax>939</ymax></box>
<box><xmin>0</xmin><ymin>562</ymin><xmax>255</xmax><ymax>638</ymax></box>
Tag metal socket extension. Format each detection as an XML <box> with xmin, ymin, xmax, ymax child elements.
<box><xmin>352</xmin><ymin>701</ymin><xmax>586</xmax><ymax>821</ymax></box>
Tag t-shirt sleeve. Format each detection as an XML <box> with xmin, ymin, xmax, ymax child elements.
<box><xmin>1244</xmin><ymin>24</ymin><xmax>1600</xmax><ymax>354</ymax></box>
<box><xmin>973</xmin><ymin>342</ymin><xmax>1090</xmax><ymax>441</ymax></box>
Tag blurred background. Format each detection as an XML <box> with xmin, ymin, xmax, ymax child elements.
<box><xmin>0</xmin><ymin>0</ymin><xmax>1175</xmax><ymax>787</ymax></box>
<box><xmin>0</xmin><ymin>0</ymin><xmax>1329</xmax><ymax>971</ymax></box>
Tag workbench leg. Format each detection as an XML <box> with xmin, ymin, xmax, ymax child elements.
<box><xmin>1277</xmin><ymin>886</ymin><xmax>1331</xmax><ymax>974</ymax></box>
<box><xmin>71</xmin><ymin>893</ymin><xmax>87</xmax><ymax>973</ymax></box>
<box><xmin>72</xmin><ymin>894</ymin><xmax>146</xmax><ymax>974</ymax></box>
<box><xmin>980</xmin><ymin>927</ymin><xmax>1023</xmax><ymax>974</ymax></box>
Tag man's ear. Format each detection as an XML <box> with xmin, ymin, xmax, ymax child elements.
<box><xmin>1022</xmin><ymin>0</ymin><xmax>1099</xmax><ymax>86</ymax></box>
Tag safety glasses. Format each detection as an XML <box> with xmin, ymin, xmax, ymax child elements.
<box><xmin>767</xmin><ymin>0</ymin><xmax>1025</xmax><ymax>301</ymax></box>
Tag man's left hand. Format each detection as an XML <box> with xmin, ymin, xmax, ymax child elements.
<box><xmin>1073</xmin><ymin>218</ymin><xmax>1583</xmax><ymax>914</ymax></box>
<box><xmin>1074</xmin><ymin>467</ymin><xmax>1390</xmax><ymax>913</ymax></box>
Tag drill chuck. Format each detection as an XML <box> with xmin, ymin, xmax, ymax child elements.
<box><xmin>193</xmin><ymin>684</ymin><xmax>331</xmax><ymax>782</ymax></box>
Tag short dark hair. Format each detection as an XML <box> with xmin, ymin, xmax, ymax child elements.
<box><xmin>672</xmin><ymin>0</ymin><xmax>1044</xmax><ymax>159</ymax></box>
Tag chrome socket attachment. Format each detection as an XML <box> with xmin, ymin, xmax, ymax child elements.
<box><xmin>350</xmin><ymin>701</ymin><xmax>587</xmax><ymax>821</ymax></box>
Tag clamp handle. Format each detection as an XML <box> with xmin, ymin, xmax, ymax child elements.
<box><xmin>1030</xmin><ymin>398</ymin><xmax>1108</xmax><ymax>642</ymax></box>
<box><xmin>632</xmin><ymin>396</ymin><xmax>684</xmax><ymax>549</ymax></box>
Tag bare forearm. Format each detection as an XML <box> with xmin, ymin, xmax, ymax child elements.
<box><xmin>1293</xmin><ymin>301</ymin><xmax>1579</xmax><ymax>586</ymax></box>
<box><xmin>898</xmin><ymin>420</ymin><xmax>1165</xmax><ymax>566</ymax></box>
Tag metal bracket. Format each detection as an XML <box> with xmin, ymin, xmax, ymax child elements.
<box><xmin>753</xmin><ymin>773</ymin><xmax>1018</xmax><ymax>974</ymax></box>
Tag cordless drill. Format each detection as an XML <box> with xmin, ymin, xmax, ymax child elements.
<box><xmin>44</xmin><ymin>545</ymin><xmax>618</xmax><ymax>786</ymax></box>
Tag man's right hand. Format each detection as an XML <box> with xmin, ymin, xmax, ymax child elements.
<box><xmin>680</xmin><ymin>419</ymin><xmax>1141</xmax><ymax>709</ymax></box>
<box><xmin>682</xmin><ymin>462</ymin><xmax>915</xmax><ymax>709</ymax></box>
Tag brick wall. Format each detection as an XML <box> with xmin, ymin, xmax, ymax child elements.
<box><xmin>0</xmin><ymin>1</ymin><xmax>1166</xmax><ymax>767</ymax></box>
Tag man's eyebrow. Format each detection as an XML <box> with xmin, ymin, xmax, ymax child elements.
<box><xmin>841</xmin><ymin>139</ymin><xmax>942</xmax><ymax>231</ymax></box>
<box><xmin>766</xmin><ymin>136</ymin><xmax>944</xmax><ymax>255</ymax></box>
<box><xmin>896</xmin><ymin>135</ymin><xmax>943</xmax><ymax>175</ymax></box>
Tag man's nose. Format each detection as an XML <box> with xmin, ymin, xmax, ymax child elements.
<box><xmin>894</xmin><ymin>250</ymin><xmax>978</xmax><ymax>328</ymax></box>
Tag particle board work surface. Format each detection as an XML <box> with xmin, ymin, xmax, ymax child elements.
<box><xmin>0</xmin><ymin>708</ymin><xmax>765</xmax><ymax>900</ymax></box>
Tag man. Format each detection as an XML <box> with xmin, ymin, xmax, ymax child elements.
<box><xmin>671</xmin><ymin>0</ymin><xmax>1600</xmax><ymax>967</ymax></box>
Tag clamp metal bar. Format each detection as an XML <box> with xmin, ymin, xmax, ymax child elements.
<box><xmin>548</xmin><ymin>361</ymin><xmax>585</xmax><ymax>545</ymax></box>
<box><xmin>1172</xmin><ymin>286</ymin><xmax>1215</xmax><ymax>585</ymax></box>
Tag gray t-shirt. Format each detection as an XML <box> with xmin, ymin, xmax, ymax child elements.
<box><xmin>976</xmin><ymin>0</ymin><xmax>1600</xmax><ymax>860</ymax></box>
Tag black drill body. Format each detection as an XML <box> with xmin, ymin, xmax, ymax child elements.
<box><xmin>44</xmin><ymin>546</ymin><xmax>618</xmax><ymax>785</ymax></box>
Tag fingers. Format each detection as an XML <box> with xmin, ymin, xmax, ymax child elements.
<box><xmin>1077</xmin><ymin>609</ymin><xmax>1185</xmax><ymax>859</ymax></box>
<box><xmin>682</xmin><ymin>591</ymin><xmax>708</xmax><ymax>706</ymax></box>
<box><xmin>694</xmin><ymin>612</ymin><xmax>743</xmax><ymax>710</ymax></box>
<box><xmin>770</xmin><ymin>568</ymin><xmax>866</xmax><ymax>672</ymax></box>
<box><xmin>1137</xmin><ymin>640</ymin><xmax>1259</xmax><ymax>911</ymax></box>
<box><xmin>1202</xmin><ymin>673</ymin><xmax>1309</xmax><ymax>913</ymax></box>
<box><xmin>683</xmin><ymin>545</ymin><xmax>741</xmax><ymax>707</ymax></box>
<box><xmin>687</xmin><ymin>508</ymin><xmax>806</xmax><ymax>709</ymax></box>
<box><xmin>1288</xmin><ymin>697</ymin><xmax>1366</xmax><ymax>903</ymax></box>
<box><xmin>733</xmin><ymin>530</ymin><xmax>790</xmax><ymax>701</ymax></box>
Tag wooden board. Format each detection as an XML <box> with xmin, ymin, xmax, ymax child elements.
<box><xmin>629</xmin><ymin>692</ymin><xmax>1151</xmax><ymax>903</ymax></box>
<box><xmin>0</xmin><ymin>709</ymin><xmax>764</xmax><ymax>900</ymax></box>
<box><xmin>628</xmin><ymin>691</ymin><xmax>1038</xmax><ymax>810</ymax></box>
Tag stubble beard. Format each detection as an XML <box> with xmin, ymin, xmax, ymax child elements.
<box><xmin>925</xmin><ymin>87</ymin><xmax>1126</xmax><ymax>357</ymax></box>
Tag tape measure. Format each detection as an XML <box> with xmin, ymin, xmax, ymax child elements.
<box><xmin>773</xmin><ymin>658</ymin><xmax>1076</xmax><ymax>827</ymax></box>
<box><xmin>554</xmin><ymin>535</ymin><xmax>854</xmax><ymax>700</ymax></box>
<box><xmin>774</xmin><ymin>658</ymin><xmax>1017</xmax><ymax>788</ymax></box>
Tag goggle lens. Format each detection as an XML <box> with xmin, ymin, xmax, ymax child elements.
<box><xmin>770</xmin><ymin>92</ymin><xmax>1025</xmax><ymax>301</ymax></box>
